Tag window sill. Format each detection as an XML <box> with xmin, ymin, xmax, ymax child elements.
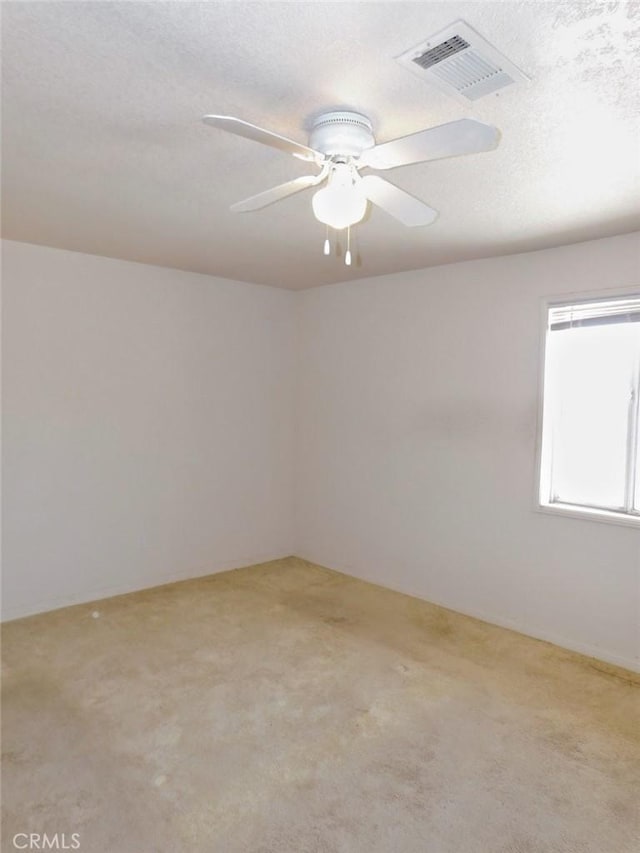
<box><xmin>537</xmin><ymin>502</ymin><xmax>640</xmax><ymax>529</ymax></box>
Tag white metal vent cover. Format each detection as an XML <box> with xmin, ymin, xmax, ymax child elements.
<box><xmin>396</xmin><ymin>20</ymin><xmax>529</xmax><ymax>102</ymax></box>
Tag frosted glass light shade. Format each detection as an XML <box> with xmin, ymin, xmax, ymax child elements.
<box><xmin>312</xmin><ymin>184</ymin><xmax>367</xmax><ymax>229</ymax></box>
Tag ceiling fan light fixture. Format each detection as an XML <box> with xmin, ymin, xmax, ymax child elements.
<box><xmin>312</xmin><ymin>185</ymin><xmax>367</xmax><ymax>229</ymax></box>
<box><xmin>311</xmin><ymin>164</ymin><xmax>366</xmax><ymax>230</ymax></box>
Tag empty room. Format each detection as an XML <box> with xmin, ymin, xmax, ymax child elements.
<box><xmin>2</xmin><ymin>2</ymin><xmax>639</xmax><ymax>851</ymax></box>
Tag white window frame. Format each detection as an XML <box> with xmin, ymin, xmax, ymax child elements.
<box><xmin>534</xmin><ymin>287</ymin><xmax>640</xmax><ymax>528</ymax></box>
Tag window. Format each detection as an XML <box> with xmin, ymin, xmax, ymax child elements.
<box><xmin>539</xmin><ymin>294</ymin><xmax>640</xmax><ymax>523</ymax></box>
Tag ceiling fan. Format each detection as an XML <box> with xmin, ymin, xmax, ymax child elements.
<box><xmin>202</xmin><ymin>110</ymin><xmax>500</xmax><ymax>263</ymax></box>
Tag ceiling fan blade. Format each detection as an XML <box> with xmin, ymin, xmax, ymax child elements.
<box><xmin>230</xmin><ymin>175</ymin><xmax>322</xmax><ymax>212</ymax></box>
<box><xmin>360</xmin><ymin>119</ymin><xmax>500</xmax><ymax>171</ymax></box>
<box><xmin>360</xmin><ymin>175</ymin><xmax>438</xmax><ymax>227</ymax></box>
<box><xmin>202</xmin><ymin>115</ymin><xmax>323</xmax><ymax>163</ymax></box>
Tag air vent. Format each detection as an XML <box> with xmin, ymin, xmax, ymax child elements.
<box><xmin>413</xmin><ymin>35</ymin><xmax>469</xmax><ymax>69</ymax></box>
<box><xmin>396</xmin><ymin>20</ymin><xmax>528</xmax><ymax>103</ymax></box>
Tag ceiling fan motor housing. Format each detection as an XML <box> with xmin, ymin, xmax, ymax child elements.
<box><xmin>309</xmin><ymin>111</ymin><xmax>375</xmax><ymax>158</ymax></box>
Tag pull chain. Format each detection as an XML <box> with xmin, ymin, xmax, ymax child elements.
<box><xmin>345</xmin><ymin>226</ymin><xmax>352</xmax><ymax>266</ymax></box>
<box><xmin>323</xmin><ymin>224</ymin><xmax>331</xmax><ymax>256</ymax></box>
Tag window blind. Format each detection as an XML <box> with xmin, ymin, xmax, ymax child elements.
<box><xmin>549</xmin><ymin>295</ymin><xmax>640</xmax><ymax>331</ymax></box>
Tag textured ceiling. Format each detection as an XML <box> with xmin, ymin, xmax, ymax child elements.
<box><xmin>2</xmin><ymin>1</ymin><xmax>639</xmax><ymax>289</ymax></box>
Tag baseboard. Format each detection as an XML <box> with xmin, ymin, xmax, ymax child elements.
<box><xmin>6</xmin><ymin>551</ymin><xmax>638</xmax><ymax>675</ymax></box>
<box><xmin>294</xmin><ymin>551</ymin><xmax>640</xmax><ymax>675</ymax></box>
<box><xmin>1</xmin><ymin>551</ymin><xmax>293</xmax><ymax>623</ymax></box>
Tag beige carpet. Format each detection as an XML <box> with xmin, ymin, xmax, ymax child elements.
<box><xmin>3</xmin><ymin>557</ymin><xmax>639</xmax><ymax>852</ymax></box>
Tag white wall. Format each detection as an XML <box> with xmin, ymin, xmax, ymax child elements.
<box><xmin>4</xmin><ymin>234</ymin><xmax>639</xmax><ymax>671</ymax></box>
<box><xmin>2</xmin><ymin>240</ymin><xmax>295</xmax><ymax>619</ymax></box>
<box><xmin>295</xmin><ymin>233</ymin><xmax>640</xmax><ymax>671</ymax></box>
